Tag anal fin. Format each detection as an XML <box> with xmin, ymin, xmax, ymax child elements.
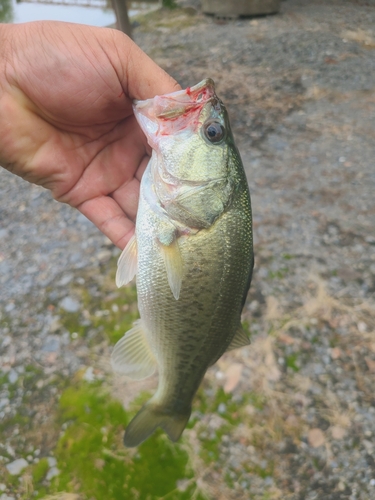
<box><xmin>116</xmin><ymin>233</ymin><xmax>137</xmax><ymax>288</ymax></box>
<box><xmin>209</xmin><ymin>324</ymin><xmax>250</xmax><ymax>367</ymax></box>
<box><xmin>110</xmin><ymin>320</ymin><xmax>157</xmax><ymax>380</ymax></box>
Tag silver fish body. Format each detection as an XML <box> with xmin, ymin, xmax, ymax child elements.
<box><xmin>112</xmin><ymin>79</ymin><xmax>253</xmax><ymax>447</ymax></box>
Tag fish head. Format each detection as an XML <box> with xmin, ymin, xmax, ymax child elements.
<box><xmin>133</xmin><ymin>79</ymin><xmax>235</xmax><ymax>184</ymax></box>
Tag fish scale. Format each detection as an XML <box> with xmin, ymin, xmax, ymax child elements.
<box><xmin>112</xmin><ymin>79</ymin><xmax>253</xmax><ymax>447</ymax></box>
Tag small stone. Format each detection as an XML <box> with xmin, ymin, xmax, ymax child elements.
<box><xmin>97</xmin><ymin>250</ymin><xmax>112</xmax><ymax>263</ymax></box>
<box><xmin>308</xmin><ymin>428</ymin><xmax>325</xmax><ymax>448</ymax></box>
<box><xmin>58</xmin><ymin>274</ymin><xmax>73</xmax><ymax>286</ymax></box>
<box><xmin>47</xmin><ymin>457</ymin><xmax>57</xmax><ymax>468</ymax></box>
<box><xmin>41</xmin><ymin>336</ymin><xmax>60</xmax><ymax>353</ymax></box>
<box><xmin>83</xmin><ymin>367</ymin><xmax>95</xmax><ymax>382</ymax></box>
<box><xmin>330</xmin><ymin>347</ymin><xmax>342</xmax><ymax>359</ymax></box>
<box><xmin>46</xmin><ymin>466</ymin><xmax>60</xmax><ymax>480</ymax></box>
<box><xmin>6</xmin><ymin>458</ymin><xmax>29</xmax><ymax>475</ymax></box>
<box><xmin>0</xmin><ymin>485</ymin><xmax>5</xmax><ymax>492</ymax></box>
<box><xmin>224</xmin><ymin>363</ymin><xmax>243</xmax><ymax>393</ymax></box>
<box><xmin>60</xmin><ymin>296</ymin><xmax>80</xmax><ymax>313</ymax></box>
<box><xmin>4</xmin><ymin>303</ymin><xmax>15</xmax><ymax>313</ymax></box>
<box><xmin>338</xmin><ymin>481</ymin><xmax>346</xmax><ymax>491</ymax></box>
<box><xmin>177</xmin><ymin>479</ymin><xmax>190</xmax><ymax>492</ymax></box>
<box><xmin>0</xmin><ymin>494</ymin><xmax>15</xmax><ymax>500</ymax></box>
<box><xmin>331</xmin><ymin>426</ymin><xmax>346</xmax><ymax>440</ymax></box>
<box><xmin>49</xmin><ymin>317</ymin><xmax>61</xmax><ymax>333</ymax></box>
<box><xmin>0</xmin><ymin>398</ymin><xmax>9</xmax><ymax>409</ymax></box>
<box><xmin>8</xmin><ymin>370</ymin><xmax>18</xmax><ymax>384</ymax></box>
<box><xmin>6</xmin><ymin>445</ymin><xmax>15</xmax><ymax>457</ymax></box>
<box><xmin>358</xmin><ymin>321</ymin><xmax>367</xmax><ymax>333</ymax></box>
<box><xmin>249</xmin><ymin>300</ymin><xmax>259</xmax><ymax>312</ymax></box>
<box><xmin>1</xmin><ymin>336</ymin><xmax>11</xmax><ymax>348</ymax></box>
<box><xmin>370</xmin><ymin>478</ymin><xmax>375</xmax><ymax>486</ymax></box>
<box><xmin>363</xmin><ymin>439</ymin><xmax>373</xmax><ymax>453</ymax></box>
<box><xmin>218</xmin><ymin>403</ymin><xmax>226</xmax><ymax>414</ymax></box>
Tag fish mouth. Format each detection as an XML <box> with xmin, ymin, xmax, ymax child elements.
<box><xmin>154</xmin><ymin>79</ymin><xmax>216</xmax><ymax>120</ymax></box>
<box><xmin>134</xmin><ymin>79</ymin><xmax>217</xmax><ymax>124</ymax></box>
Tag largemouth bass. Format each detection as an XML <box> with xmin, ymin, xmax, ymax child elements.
<box><xmin>112</xmin><ymin>79</ymin><xmax>253</xmax><ymax>447</ymax></box>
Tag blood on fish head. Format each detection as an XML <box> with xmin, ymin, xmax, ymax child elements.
<box><xmin>133</xmin><ymin>79</ymin><xmax>221</xmax><ymax>146</ymax></box>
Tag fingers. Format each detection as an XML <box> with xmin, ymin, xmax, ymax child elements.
<box><xmin>58</xmin><ymin>115</ymin><xmax>146</xmax><ymax>206</ymax></box>
<box><xmin>77</xmin><ymin>195</ymin><xmax>135</xmax><ymax>249</ymax></box>
<box><xmin>111</xmin><ymin>154</ymin><xmax>149</xmax><ymax>221</ymax></box>
<box><xmin>107</xmin><ymin>29</ymin><xmax>181</xmax><ymax>100</ymax></box>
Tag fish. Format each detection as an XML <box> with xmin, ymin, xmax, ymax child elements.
<box><xmin>111</xmin><ymin>78</ymin><xmax>254</xmax><ymax>447</ymax></box>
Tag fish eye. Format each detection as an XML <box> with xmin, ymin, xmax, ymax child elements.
<box><xmin>203</xmin><ymin>121</ymin><xmax>225</xmax><ymax>144</ymax></box>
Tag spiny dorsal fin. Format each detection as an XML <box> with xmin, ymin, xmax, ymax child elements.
<box><xmin>110</xmin><ymin>320</ymin><xmax>157</xmax><ymax>380</ymax></box>
<box><xmin>158</xmin><ymin>238</ymin><xmax>183</xmax><ymax>300</ymax></box>
<box><xmin>116</xmin><ymin>233</ymin><xmax>137</xmax><ymax>288</ymax></box>
<box><xmin>226</xmin><ymin>324</ymin><xmax>250</xmax><ymax>352</ymax></box>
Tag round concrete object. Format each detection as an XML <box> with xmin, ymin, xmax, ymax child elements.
<box><xmin>202</xmin><ymin>0</ymin><xmax>280</xmax><ymax>16</ymax></box>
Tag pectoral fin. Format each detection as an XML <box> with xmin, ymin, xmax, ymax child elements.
<box><xmin>226</xmin><ymin>324</ymin><xmax>250</xmax><ymax>352</ymax></box>
<box><xmin>116</xmin><ymin>234</ymin><xmax>138</xmax><ymax>288</ymax></box>
<box><xmin>158</xmin><ymin>238</ymin><xmax>183</xmax><ymax>300</ymax></box>
<box><xmin>110</xmin><ymin>320</ymin><xmax>157</xmax><ymax>380</ymax></box>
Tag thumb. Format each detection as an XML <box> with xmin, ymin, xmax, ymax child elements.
<box><xmin>107</xmin><ymin>29</ymin><xmax>181</xmax><ymax>100</ymax></box>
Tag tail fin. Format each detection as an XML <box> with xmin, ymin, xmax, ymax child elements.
<box><xmin>124</xmin><ymin>400</ymin><xmax>191</xmax><ymax>448</ymax></box>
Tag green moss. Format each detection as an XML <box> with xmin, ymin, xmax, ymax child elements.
<box><xmin>0</xmin><ymin>408</ymin><xmax>31</xmax><ymax>435</ymax></box>
<box><xmin>246</xmin><ymin>392</ymin><xmax>266</xmax><ymax>410</ymax></box>
<box><xmin>59</xmin><ymin>310</ymin><xmax>88</xmax><ymax>338</ymax></box>
<box><xmin>162</xmin><ymin>0</ymin><xmax>177</xmax><ymax>8</ymax></box>
<box><xmin>194</xmin><ymin>389</ymin><xmax>268</xmax><ymax>466</ymax></box>
<box><xmin>57</xmin><ymin>278</ymin><xmax>139</xmax><ymax>345</ymax></box>
<box><xmin>48</xmin><ymin>382</ymin><xmax>201</xmax><ymax>500</ymax></box>
<box><xmin>91</xmin><ymin>286</ymin><xmax>139</xmax><ymax>345</ymax></box>
<box><xmin>199</xmin><ymin>426</ymin><xmax>228</xmax><ymax>463</ymax></box>
<box><xmin>282</xmin><ymin>253</ymin><xmax>294</xmax><ymax>260</ymax></box>
<box><xmin>32</xmin><ymin>458</ymin><xmax>49</xmax><ymax>484</ymax></box>
<box><xmin>268</xmin><ymin>267</ymin><xmax>289</xmax><ymax>280</ymax></box>
<box><xmin>286</xmin><ymin>353</ymin><xmax>300</xmax><ymax>372</ymax></box>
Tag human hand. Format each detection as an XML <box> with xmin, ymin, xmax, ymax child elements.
<box><xmin>0</xmin><ymin>22</ymin><xmax>180</xmax><ymax>248</ymax></box>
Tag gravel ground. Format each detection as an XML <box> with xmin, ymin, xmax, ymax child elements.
<box><xmin>1</xmin><ymin>0</ymin><xmax>375</xmax><ymax>498</ymax></box>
